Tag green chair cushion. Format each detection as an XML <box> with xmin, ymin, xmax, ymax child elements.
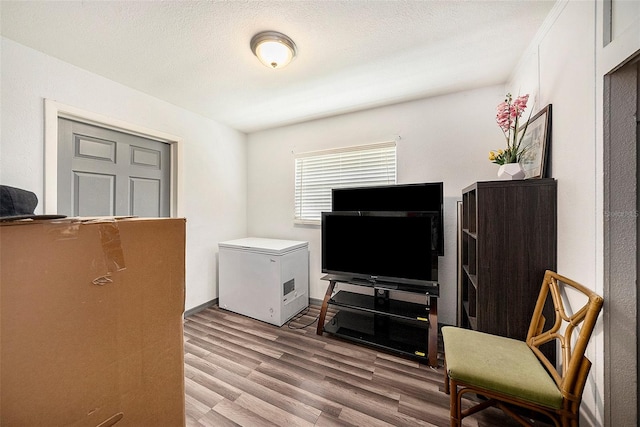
<box><xmin>442</xmin><ymin>326</ymin><xmax>562</xmax><ymax>409</ymax></box>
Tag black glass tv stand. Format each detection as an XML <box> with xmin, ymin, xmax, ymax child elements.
<box><xmin>316</xmin><ymin>274</ymin><xmax>439</xmax><ymax>367</ymax></box>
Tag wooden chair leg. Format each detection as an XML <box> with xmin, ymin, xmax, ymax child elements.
<box><xmin>444</xmin><ymin>362</ymin><xmax>450</xmax><ymax>394</ymax></box>
<box><xmin>450</xmin><ymin>379</ymin><xmax>461</xmax><ymax>427</ymax></box>
<box><xmin>561</xmin><ymin>413</ymin><xmax>578</xmax><ymax>427</ymax></box>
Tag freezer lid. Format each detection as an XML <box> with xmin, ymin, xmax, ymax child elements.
<box><xmin>219</xmin><ymin>237</ymin><xmax>308</xmax><ymax>255</ymax></box>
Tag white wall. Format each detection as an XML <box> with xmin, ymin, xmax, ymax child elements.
<box><xmin>508</xmin><ymin>1</ymin><xmax>640</xmax><ymax>425</ymax></box>
<box><xmin>509</xmin><ymin>3</ymin><xmax>598</xmax><ymax>286</ymax></box>
<box><xmin>0</xmin><ymin>37</ymin><xmax>248</xmax><ymax>311</ymax></box>
<box><xmin>247</xmin><ymin>85</ymin><xmax>506</xmax><ymax>325</ymax></box>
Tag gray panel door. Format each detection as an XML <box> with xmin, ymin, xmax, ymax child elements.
<box><xmin>57</xmin><ymin>118</ymin><xmax>171</xmax><ymax>217</ymax></box>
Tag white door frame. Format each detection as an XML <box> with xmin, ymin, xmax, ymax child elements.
<box><xmin>44</xmin><ymin>99</ymin><xmax>184</xmax><ymax>217</ymax></box>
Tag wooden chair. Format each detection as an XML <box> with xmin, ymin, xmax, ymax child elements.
<box><xmin>442</xmin><ymin>270</ymin><xmax>603</xmax><ymax>427</ymax></box>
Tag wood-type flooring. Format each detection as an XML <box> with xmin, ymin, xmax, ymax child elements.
<box><xmin>184</xmin><ymin>304</ymin><xmax>549</xmax><ymax>427</ymax></box>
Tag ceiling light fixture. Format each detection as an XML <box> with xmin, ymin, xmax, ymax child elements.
<box><xmin>250</xmin><ymin>31</ymin><xmax>297</xmax><ymax>69</ymax></box>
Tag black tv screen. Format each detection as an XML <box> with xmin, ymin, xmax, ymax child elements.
<box><xmin>321</xmin><ymin>211</ymin><xmax>437</xmax><ymax>285</ymax></box>
<box><xmin>331</xmin><ymin>182</ymin><xmax>444</xmax><ymax>255</ymax></box>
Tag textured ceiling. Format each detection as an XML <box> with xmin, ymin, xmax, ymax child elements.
<box><xmin>0</xmin><ymin>1</ymin><xmax>556</xmax><ymax>133</ymax></box>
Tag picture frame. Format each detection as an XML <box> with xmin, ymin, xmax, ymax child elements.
<box><xmin>519</xmin><ymin>104</ymin><xmax>552</xmax><ymax>179</ymax></box>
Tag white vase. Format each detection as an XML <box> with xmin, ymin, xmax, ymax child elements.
<box><xmin>497</xmin><ymin>163</ymin><xmax>525</xmax><ymax>180</ymax></box>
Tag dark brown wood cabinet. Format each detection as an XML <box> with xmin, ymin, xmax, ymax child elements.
<box><xmin>460</xmin><ymin>179</ymin><xmax>557</xmax><ymax>363</ymax></box>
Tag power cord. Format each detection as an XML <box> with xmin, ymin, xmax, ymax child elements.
<box><xmin>286</xmin><ymin>307</ymin><xmax>319</xmax><ymax>329</ymax></box>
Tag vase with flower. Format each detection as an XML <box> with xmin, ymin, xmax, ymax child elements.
<box><xmin>489</xmin><ymin>93</ymin><xmax>533</xmax><ymax>180</ymax></box>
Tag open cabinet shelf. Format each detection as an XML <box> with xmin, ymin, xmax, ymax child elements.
<box><xmin>459</xmin><ymin>179</ymin><xmax>557</xmax><ymax>364</ymax></box>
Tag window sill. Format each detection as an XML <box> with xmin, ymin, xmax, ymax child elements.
<box><xmin>294</xmin><ymin>219</ymin><xmax>321</xmax><ymax>226</ymax></box>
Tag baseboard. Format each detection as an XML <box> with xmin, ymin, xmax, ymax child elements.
<box><xmin>309</xmin><ymin>297</ymin><xmax>323</xmax><ymax>307</ymax></box>
<box><xmin>185</xmin><ymin>296</ymin><xmax>323</xmax><ymax>319</ymax></box>
<box><xmin>184</xmin><ymin>298</ymin><xmax>218</xmax><ymax>318</ymax></box>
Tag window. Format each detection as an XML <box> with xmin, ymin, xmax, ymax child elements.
<box><xmin>294</xmin><ymin>141</ymin><xmax>396</xmax><ymax>223</ymax></box>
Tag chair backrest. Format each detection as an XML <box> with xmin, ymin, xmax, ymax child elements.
<box><xmin>526</xmin><ymin>270</ymin><xmax>604</xmax><ymax>401</ymax></box>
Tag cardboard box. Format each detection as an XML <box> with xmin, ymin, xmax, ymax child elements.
<box><xmin>0</xmin><ymin>217</ymin><xmax>186</xmax><ymax>426</ymax></box>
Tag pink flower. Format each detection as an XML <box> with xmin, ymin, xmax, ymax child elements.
<box><xmin>513</xmin><ymin>94</ymin><xmax>529</xmax><ymax>113</ymax></box>
<box><xmin>491</xmin><ymin>93</ymin><xmax>534</xmax><ymax>165</ymax></box>
<box><xmin>496</xmin><ymin>101</ymin><xmax>512</xmax><ymax>131</ymax></box>
<box><xmin>495</xmin><ymin>94</ymin><xmax>530</xmax><ymax>131</ymax></box>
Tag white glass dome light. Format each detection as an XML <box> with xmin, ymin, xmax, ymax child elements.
<box><xmin>250</xmin><ymin>31</ymin><xmax>297</xmax><ymax>69</ymax></box>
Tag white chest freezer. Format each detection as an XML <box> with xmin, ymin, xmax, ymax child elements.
<box><xmin>218</xmin><ymin>237</ymin><xmax>309</xmax><ymax>326</ymax></box>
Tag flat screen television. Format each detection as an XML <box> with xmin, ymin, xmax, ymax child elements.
<box><xmin>321</xmin><ymin>211</ymin><xmax>438</xmax><ymax>286</ymax></box>
<box><xmin>331</xmin><ymin>182</ymin><xmax>444</xmax><ymax>255</ymax></box>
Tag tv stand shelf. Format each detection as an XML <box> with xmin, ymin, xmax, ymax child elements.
<box><xmin>317</xmin><ymin>275</ymin><xmax>439</xmax><ymax>366</ymax></box>
<box><xmin>330</xmin><ymin>291</ymin><xmax>431</xmax><ymax>320</ymax></box>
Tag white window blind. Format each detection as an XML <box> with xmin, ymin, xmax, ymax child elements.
<box><xmin>294</xmin><ymin>141</ymin><xmax>396</xmax><ymax>223</ymax></box>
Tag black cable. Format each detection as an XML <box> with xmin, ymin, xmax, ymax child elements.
<box><xmin>290</xmin><ymin>306</ymin><xmax>310</xmax><ymax>319</ymax></box>
<box><xmin>286</xmin><ymin>307</ymin><xmax>318</xmax><ymax>329</ymax></box>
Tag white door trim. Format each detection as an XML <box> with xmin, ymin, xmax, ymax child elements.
<box><xmin>44</xmin><ymin>99</ymin><xmax>184</xmax><ymax>217</ymax></box>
